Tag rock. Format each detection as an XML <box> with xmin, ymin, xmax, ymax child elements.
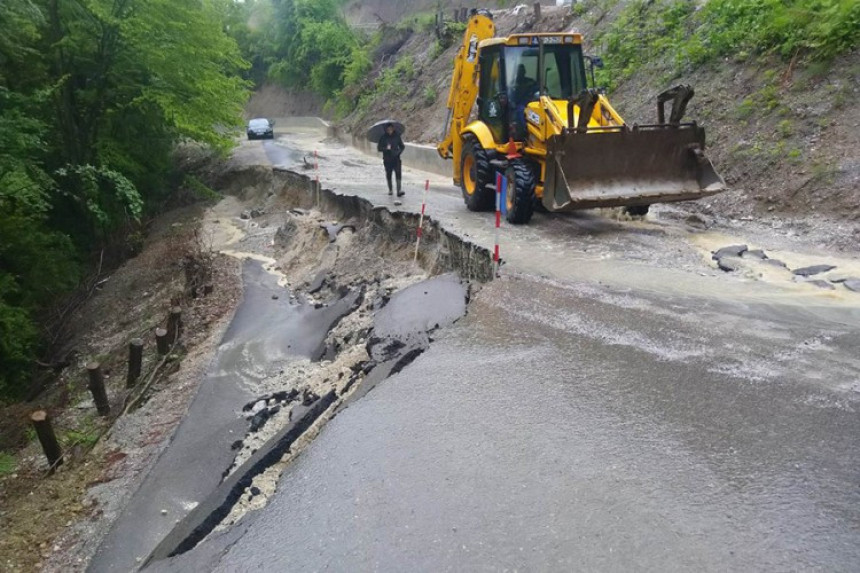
<box><xmin>761</xmin><ymin>258</ymin><xmax>788</xmax><ymax>268</ymax></box>
<box><xmin>301</xmin><ymin>389</ymin><xmax>319</xmax><ymax>406</ymax></box>
<box><xmin>319</xmin><ymin>222</ymin><xmax>357</xmax><ymax>243</ymax></box>
<box><xmin>249</xmin><ymin>207</ymin><xmax>265</xmax><ymax>218</ymax></box>
<box><xmin>249</xmin><ymin>486</ymin><xmax>261</xmax><ymax>497</ymax></box>
<box><xmin>274</xmin><ymin>219</ymin><xmax>298</xmax><ymax>247</ymax></box>
<box><xmin>828</xmin><ymin>275</ymin><xmax>858</xmax><ymax>284</ymax></box>
<box><xmin>717</xmin><ymin>257</ymin><xmax>742</xmax><ymax>272</ymax></box>
<box><xmin>248</xmin><ymin>409</ymin><xmax>271</xmax><ymax>432</ymax></box>
<box><xmin>742</xmin><ymin>249</ymin><xmax>768</xmax><ymax>260</ymax></box>
<box><xmin>271</xmin><ymin>294</ymin><xmax>279</xmax><ymax>300</ymax></box>
<box><xmin>240</xmin><ymin>210</ymin><xmax>251</xmax><ymax>220</ymax></box>
<box><xmin>792</xmin><ymin>264</ymin><xmax>836</xmax><ymax>277</ymax></box>
<box><xmin>684</xmin><ymin>214</ymin><xmax>709</xmax><ymax>229</ymax></box>
<box><xmin>807</xmin><ymin>280</ymin><xmax>835</xmax><ymax>290</ymax></box>
<box><xmin>712</xmin><ymin>244</ymin><xmax>748</xmax><ymax>260</ymax></box>
<box><xmin>844</xmin><ymin>280</ymin><xmax>860</xmax><ymax>293</ymax></box>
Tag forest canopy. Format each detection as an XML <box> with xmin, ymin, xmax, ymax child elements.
<box><xmin>0</xmin><ymin>0</ymin><xmax>249</xmax><ymax>401</ymax></box>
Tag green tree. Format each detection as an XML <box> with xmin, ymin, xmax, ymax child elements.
<box><xmin>0</xmin><ymin>0</ymin><xmax>250</xmax><ymax>401</ymax></box>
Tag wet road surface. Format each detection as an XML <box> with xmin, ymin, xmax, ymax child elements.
<box><xmin>156</xmin><ymin>276</ymin><xmax>860</xmax><ymax>571</ymax></box>
<box><xmin>141</xmin><ymin>123</ymin><xmax>860</xmax><ymax>571</ymax></box>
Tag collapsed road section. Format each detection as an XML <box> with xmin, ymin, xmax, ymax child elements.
<box><xmin>87</xmin><ymin>161</ymin><xmax>487</xmax><ymax>572</ymax></box>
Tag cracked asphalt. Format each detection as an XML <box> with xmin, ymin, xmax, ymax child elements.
<box><xmin>139</xmin><ymin>119</ymin><xmax>860</xmax><ymax>571</ymax></box>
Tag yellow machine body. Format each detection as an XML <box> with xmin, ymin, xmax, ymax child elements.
<box><xmin>437</xmin><ymin>10</ymin><xmax>726</xmax><ymax>222</ymax></box>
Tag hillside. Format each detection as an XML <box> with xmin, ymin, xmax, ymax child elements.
<box><xmin>333</xmin><ymin>1</ymin><xmax>860</xmax><ymax>230</ymax></box>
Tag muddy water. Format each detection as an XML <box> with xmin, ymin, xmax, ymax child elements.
<box><xmin>191</xmin><ymin>276</ymin><xmax>860</xmax><ymax>572</ymax></box>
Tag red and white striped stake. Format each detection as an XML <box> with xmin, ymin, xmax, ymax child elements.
<box><xmin>413</xmin><ymin>179</ymin><xmax>429</xmax><ymax>263</ymax></box>
<box><xmin>314</xmin><ymin>150</ymin><xmax>320</xmax><ymax>208</ymax></box>
<box><xmin>494</xmin><ymin>172</ymin><xmax>502</xmax><ymax>276</ymax></box>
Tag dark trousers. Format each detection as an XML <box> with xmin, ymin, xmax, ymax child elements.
<box><xmin>384</xmin><ymin>157</ymin><xmax>402</xmax><ymax>192</ymax></box>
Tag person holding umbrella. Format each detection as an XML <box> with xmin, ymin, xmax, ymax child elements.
<box><xmin>376</xmin><ymin>122</ymin><xmax>406</xmax><ymax>197</ymax></box>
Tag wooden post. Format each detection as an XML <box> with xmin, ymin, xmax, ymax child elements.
<box><xmin>155</xmin><ymin>327</ymin><xmax>169</xmax><ymax>354</ymax></box>
<box><xmin>452</xmin><ymin>8</ymin><xmax>459</xmax><ymax>22</ymax></box>
<box><xmin>127</xmin><ymin>338</ymin><xmax>143</xmax><ymax>388</ymax></box>
<box><xmin>460</xmin><ymin>7</ymin><xmax>468</xmax><ymax>22</ymax></box>
<box><xmin>87</xmin><ymin>361</ymin><xmax>110</xmax><ymax>416</ymax></box>
<box><xmin>167</xmin><ymin>306</ymin><xmax>182</xmax><ymax>344</ymax></box>
<box><xmin>31</xmin><ymin>410</ymin><xmax>63</xmax><ymax>469</ymax></box>
<box><xmin>534</xmin><ymin>2</ymin><xmax>541</xmax><ymax>19</ymax></box>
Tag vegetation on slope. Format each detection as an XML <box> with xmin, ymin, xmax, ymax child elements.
<box><xmin>592</xmin><ymin>0</ymin><xmax>860</xmax><ymax>88</ymax></box>
<box><xmin>0</xmin><ymin>0</ymin><xmax>248</xmax><ymax>401</ymax></box>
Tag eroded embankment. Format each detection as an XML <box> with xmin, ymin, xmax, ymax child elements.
<box><xmin>138</xmin><ymin>163</ymin><xmax>489</xmax><ymax>568</ymax></box>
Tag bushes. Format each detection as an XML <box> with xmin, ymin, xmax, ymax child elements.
<box><xmin>594</xmin><ymin>0</ymin><xmax>860</xmax><ymax>88</ymax></box>
<box><xmin>691</xmin><ymin>0</ymin><xmax>860</xmax><ymax>62</ymax></box>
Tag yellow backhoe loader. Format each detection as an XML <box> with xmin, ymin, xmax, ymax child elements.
<box><xmin>437</xmin><ymin>9</ymin><xmax>726</xmax><ymax>224</ymax></box>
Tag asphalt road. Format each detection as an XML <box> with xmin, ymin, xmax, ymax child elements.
<box><xmin>145</xmin><ymin>122</ymin><xmax>860</xmax><ymax>571</ymax></box>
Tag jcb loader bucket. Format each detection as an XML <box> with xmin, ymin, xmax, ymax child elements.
<box><xmin>542</xmin><ymin>124</ymin><xmax>725</xmax><ymax>212</ymax></box>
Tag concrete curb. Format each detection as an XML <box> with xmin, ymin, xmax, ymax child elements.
<box><xmin>326</xmin><ymin>124</ymin><xmax>453</xmax><ymax>178</ymax></box>
<box><xmin>264</xmin><ymin>116</ymin><xmax>452</xmax><ymax>178</ymax></box>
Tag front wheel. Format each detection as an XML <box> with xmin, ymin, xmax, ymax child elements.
<box><xmin>505</xmin><ymin>161</ymin><xmax>536</xmax><ymax>224</ymax></box>
<box><xmin>460</xmin><ymin>136</ymin><xmax>495</xmax><ymax>211</ymax></box>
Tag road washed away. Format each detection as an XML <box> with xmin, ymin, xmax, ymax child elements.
<box><xmin>91</xmin><ymin>118</ymin><xmax>859</xmax><ymax>571</ymax></box>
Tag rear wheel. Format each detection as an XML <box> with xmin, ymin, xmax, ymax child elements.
<box><xmin>505</xmin><ymin>161</ymin><xmax>536</xmax><ymax>224</ymax></box>
<box><xmin>460</xmin><ymin>136</ymin><xmax>495</xmax><ymax>211</ymax></box>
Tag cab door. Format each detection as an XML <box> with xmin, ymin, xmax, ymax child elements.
<box><xmin>477</xmin><ymin>46</ymin><xmax>506</xmax><ymax>143</ymax></box>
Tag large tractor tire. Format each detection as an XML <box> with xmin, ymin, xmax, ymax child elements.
<box><xmin>505</xmin><ymin>160</ymin><xmax>536</xmax><ymax>224</ymax></box>
<box><xmin>460</xmin><ymin>136</ymin><xmax>495</xmax><ymax>211</ymax></box>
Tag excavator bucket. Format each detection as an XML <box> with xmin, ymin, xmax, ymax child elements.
<box><xmin>543</xmin><ymin>124</ymin><xmax>725</xmax><ymax>212</ymax></box>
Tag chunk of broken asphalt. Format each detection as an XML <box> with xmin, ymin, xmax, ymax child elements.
<box><xmin>742</xmin><ymin>249</ymin><xmax>768</xmax><ymax>260</ymax></box>
<box><xmin>792</xmin><ymin>264</ymin><xmax>836</xmax><ymax>277</ymax></box>
<box><xmin>760</xmin><ymin>258</ymin><xmax>787</xmax><ymax>268</ymax></box>
<box><xmin>712</xmin><ymin>244</ymin><xmax>747</xmax><ymax>260</ymax></box>
<box><xmin>717</xmin><ymin>257</ymin><xmax>742</xmax><ymax>272</ymax></box>
<box><xmin>806</xmin><ymin>279</ymin><xmax>835</xmax><ymax>290</ymax></box>
<box><xmin>844</xmin><ymin>279</ymin><xmax>860</xmax><ymax>293</ymax></box>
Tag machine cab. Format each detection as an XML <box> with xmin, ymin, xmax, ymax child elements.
<box><xmin>477</xmin><ymin>34</ymin><xmax>588</xmax><ymax>142</ymax></box>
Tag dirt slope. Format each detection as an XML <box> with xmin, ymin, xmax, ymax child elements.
<box><xmin>333</xmin><ymin>3</ymin><xmax>860</xmax><ymax>229</ymax></box>
<box><xmin>245</xmin><ymin>84</ymin><xmax>327</xmax><ymax>120</ymax></box>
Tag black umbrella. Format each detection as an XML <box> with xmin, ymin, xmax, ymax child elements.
<box><xmin>367</xmin><ymin>119</ymin><xmax>405</xmax><ymax>144</ymax></box>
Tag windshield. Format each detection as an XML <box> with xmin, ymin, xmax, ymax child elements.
<box><xmin>248</xmin><ymin>119</ymin><xmax>269</xmax><ymax>128</ymax></box>
<box><xmin>504</xmin><ymin>43</ymin><xmax>587</xmax><ymax>100</ymax></box>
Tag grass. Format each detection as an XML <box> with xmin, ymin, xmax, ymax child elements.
<box><xmin>0</xmin><ymin>451</ymin><xmax>16</xmax><ymax>476</ymax></box>
<box><xmin>422</xmin><ymin>85</ymin><xmax>437</xmax><ymax>107</ymax></box>
<box><xmin>594</xmin><ymin>0</ymin><xmax>860</xmax><ymax>91</ymax></box>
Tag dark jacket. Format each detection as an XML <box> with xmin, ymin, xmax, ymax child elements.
<box><xmin>377</xmin><ymin>132</ymin><xmax>405</xmax><ymax>162</ymax></box>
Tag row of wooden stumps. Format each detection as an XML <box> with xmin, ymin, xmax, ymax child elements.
<box><xmin>30</xmin><ymin>306</ymin><xmax>183</xmax><ymax>471</ymax></box>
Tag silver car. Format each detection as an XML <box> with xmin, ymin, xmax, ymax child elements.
<box><xmin>246</xmin><ymin>118</ymin><xmax>274</xmax><ymax>140</ymax></box>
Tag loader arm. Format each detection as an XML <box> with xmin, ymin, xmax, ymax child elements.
<box><xmin>436</xmin><ymin>10</ymin><xmax>495</xmax><ymax>184</ymax></box>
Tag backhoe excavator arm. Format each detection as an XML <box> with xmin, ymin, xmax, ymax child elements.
<box><xmin>436</xmin><ymin>10</ymin><xmax>495</xmax><ymax>184</ymax></box>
